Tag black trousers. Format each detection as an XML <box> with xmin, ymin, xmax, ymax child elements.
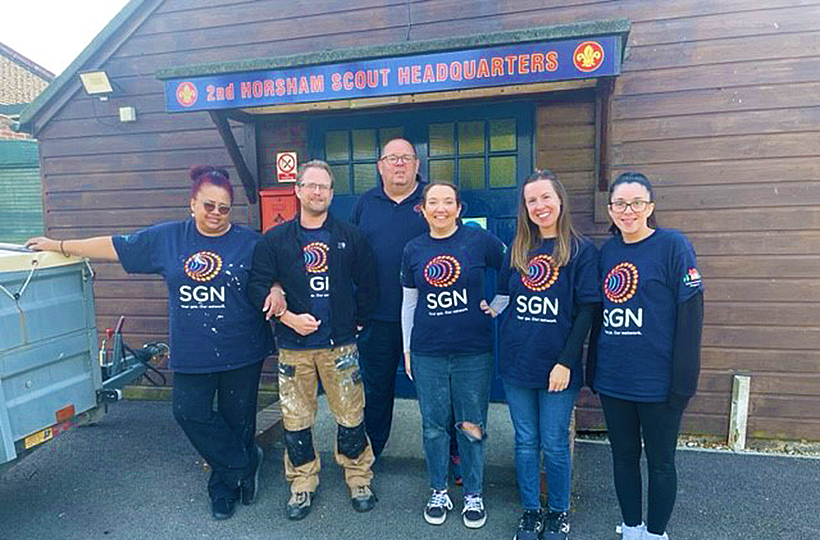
<box><xmin>600</xmin><ymin>394</ymin><xmax>684</xmax><ymax>535</ymax></box>
<box><xmin>357</xmin><ymin>320</ymin><xmax>403</xmax><ymax>459</ymax></box>
<box><xmin>172</xmin><ymin>360</ymin><xmax>264</xmax><ymax>501</ymax></box>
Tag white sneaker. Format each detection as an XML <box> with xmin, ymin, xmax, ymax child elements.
<box><xmin>424</xmin><ymin>489</ymin><xmax>453</xmax><ymax>525</ymax></box>
<box><xmin>616</xmin><ymin>522</ymin><xmax>646</xmax><ymax>540</ymax></box>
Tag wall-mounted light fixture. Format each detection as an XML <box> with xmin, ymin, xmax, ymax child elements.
<box><xmin>79</xmin><ymin>70</ymin><xmax>114</xmax><ymax>100</ymax></box>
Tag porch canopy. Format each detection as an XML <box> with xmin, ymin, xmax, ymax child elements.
<box><xmin>156</xmin><ymin>19</ymin><xmax>630</xmax><ymax>204</ymax></box>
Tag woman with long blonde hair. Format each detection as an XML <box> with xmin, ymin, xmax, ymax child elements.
<box><xmin>483</xmin><ymin>169</ymin><xmax>599</xmax><ymax>540</ymax></box>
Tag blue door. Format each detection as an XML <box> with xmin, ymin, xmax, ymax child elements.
<box><xmin>309</xmin><ymin>101</ymin><xmax>534</xmax><ymax>401</ymax></box>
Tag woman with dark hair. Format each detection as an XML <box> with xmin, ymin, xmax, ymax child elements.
<box><xmin>400</xmin><ymin>182</ymin><xmax>504</xmax><ymax>529</ymax></box>
<box><xmin>587</xmin><ymin>172</ymin><xmax>704</xmax><ymax>540</ymax></box>
<box><xmin>26</xmin><ymin>166</ymin><xmax>274</xmax><ymax>521</ymax></box>
<box><xmin>482</xmin><ymin>170</ymin><xmax>599</xmax><ymax>540</ymax></box>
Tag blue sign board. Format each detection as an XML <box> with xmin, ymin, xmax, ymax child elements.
<box><xmin>164</xmin><ymin>36</ymin><xmax>621</xmax><ymax>113</ymax></box>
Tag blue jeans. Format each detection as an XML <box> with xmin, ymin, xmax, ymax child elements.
<box><xmin>503</xmin><ymin>382</ymin><xmax>579</xmax><ymax>512</ymax></box>
<box><xmin>411</xmin><ymin>351</ymin><xmax>493</xmax><ymax>495</ymax></box>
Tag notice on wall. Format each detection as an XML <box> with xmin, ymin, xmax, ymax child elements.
<box><xmin>276</xmin><ymin>152</ymin><xmax>297</xmax><ymax>182</ymax></box>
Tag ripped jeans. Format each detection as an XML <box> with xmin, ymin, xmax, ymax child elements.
<box><xmin>278</xmin><ymin>344</ymin><xmax>374</xmax><ymax>494</ymax></box>
<box><xmin>411</xmin><ymin>351</ymin><xmax>493</xmax><ymax>495</ymax></box>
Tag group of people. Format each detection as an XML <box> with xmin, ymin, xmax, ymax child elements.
<box><xmin>25</xmin><ymin>137</ymin><xmax>703</xmax><ymax>540</ymax></box>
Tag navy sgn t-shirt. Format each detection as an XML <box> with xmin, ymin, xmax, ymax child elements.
<box><xmin>594</xmin><ymin>228</ymin><xmax>703</xmax><ymax>402</ymax></box>
<box><xmin>498</xmin><ymin>238</ymin><xmax>599</xmax><ymax>389</ymax></box>
<box><xmin>112</xmin><ymin>220</ymin><xmax>273</xmax><ymax>374</ymax></box>
<box><xmin>279</xmin><ymin>226</ymin><xmax>333</xmax><ymax>349</ymax></box>
<box><xmin>400</xmin><ymin>225</ymin><xmax>504</xmax><ymax>356</ymax></box>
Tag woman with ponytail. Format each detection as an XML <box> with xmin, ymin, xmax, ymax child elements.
<box><xmin>587</xmin><ymin>172</ymin><xmax>704</xmax><ymax>540</ymax></box>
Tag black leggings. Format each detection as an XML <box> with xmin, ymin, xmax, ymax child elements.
<box><xmin>600</xmin><ymin>394</ymin><xmax>684</xmax><ymax>535</ymax></box>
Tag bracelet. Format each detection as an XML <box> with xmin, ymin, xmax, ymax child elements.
<box><xmin>59</xmin><ymin>240</ymin><xmax>69</xmax><ymax>257</ymax></box>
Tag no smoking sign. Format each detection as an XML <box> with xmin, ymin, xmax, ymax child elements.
<box><xmin>276</xmin><ymin>152</ymin><xmax>297</xmax><ymax>182</ymax></box>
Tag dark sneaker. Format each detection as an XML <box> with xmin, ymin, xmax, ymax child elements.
<box><xmin>351</xmin><ymin>485</ymin><xmax>377</xmax><ymax>512</ymax></box>
<box><xmin>462</xmin><ymin>493</ymin><xmax>486</xmax><ymax>529</ymax></box>
<box><xmin>211</xmin><ymin>497</ymin><xmax>237</xmax><ymax>520</ymax></box>
<box><xmin>543</xmin><ymin>510</ymin><xmax>570</xmax><ymax>539</ymax></box>
<box><xmin>513</xmin><ymin>509</ymin><xmax>543</xmax><ymax>540</ymax></box>
<box><xmin>286</xmin><ymin>491</ymin><xmax>314</xmax><ymax>521</ymax></box>
<box><xmin>424</xmin><ymin>489</ymin><xmax>453</xmax><ymax>525</ymax></box>
<box><xmin>241</xmin><ymin>445</ymin><xmax>263</xmax><ymax>505</ymax></box>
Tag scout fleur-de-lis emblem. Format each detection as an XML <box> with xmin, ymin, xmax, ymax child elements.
<box><xmin>176</xmin><ymin>81</ymin><xmax>198</xmax><ymax>107</ymax></box>
<box><xmin>573</xmin><ymin>41</ymin><xmax>605</xmax><ymax>72</ymax></box>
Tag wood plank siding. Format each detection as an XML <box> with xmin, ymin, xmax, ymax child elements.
<box><xmin>33</xmin><ymin>0</ymin><xmax>820</xmax><ymax>439</ymax></box>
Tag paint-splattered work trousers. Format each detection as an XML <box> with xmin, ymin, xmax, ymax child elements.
<box><xmin>278</xmin><ymin>343</ymin><xmax>374</xmax><ymax>494</ymax></box>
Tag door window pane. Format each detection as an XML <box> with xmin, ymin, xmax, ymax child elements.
<box><xmin>325</xmin><ymin>131</ymin><xmax>349</xmax><ymax>162</ymax></box>
<box><xmin>459</xmin><ymin>157</ymin><xmax>485</xmax><ymax>190</ymax></box>
<box><xmin>429</xmin><ymin>159</ymin><xmax>454</xmax><ymax>183</ymax></box>
<box><xmin>458</xmin><ymin>121</ymin><xmax>484</xmax><ymax>154</ymax></box>
<box><xmin>380</xmin><ymin>127</ymin><xmax>404</xmax><ymax>148</ymax></box>
<box><xmin>352</xmin><ymin>129</ymin><xmax>376</xmax><ymax>160</ymax></box>
<box><xmin>490</xmin><ymin>118</ymin><xmax>516</xmax><ymax>151</ymax></box>
<box><xmin>429</xmin><ymin>123</ymin><xmax>455</xmax><ymax>156</ymax></box>
<box><xmin>489</xmin><ymin>156</ymin><xmax>516</xmax><ymax>188</ymax></box>
<box><xmin>354</xmin><ymin>163</ymin><xmax>378</xmax><ymax>193</ymax></box>
<box><xmin>330</xmin><ymin>164</ymin><xmax>350</xmax><ymax>194</ymax></box>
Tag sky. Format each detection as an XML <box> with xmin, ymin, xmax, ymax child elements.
<box><xmin>3</xmin><ymin>1</ymin><xmax>131</xmax><ymax>76</ymax></box>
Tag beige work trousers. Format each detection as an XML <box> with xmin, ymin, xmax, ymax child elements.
<box><xmin>278</xmin><ymin>343</ymin><xmax>374</xmax><ymax>494</ymax></box>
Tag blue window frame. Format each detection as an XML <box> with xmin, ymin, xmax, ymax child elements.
<box><xmin>309</xmin><ymin>100</ymin><xmax>533</xmax><ymax>246</ymax></box>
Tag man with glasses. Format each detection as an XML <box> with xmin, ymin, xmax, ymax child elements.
<box><xmin>249</xmin><ymin>160</ymin><xmax>378</xmax><ymax>520</ymax></box>
<box><xmin>350</xmin><ymin>138</ymin><xmax>429</xmax><ymax>460</ymax></box>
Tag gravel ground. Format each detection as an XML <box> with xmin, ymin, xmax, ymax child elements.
<box><xmin>578</xmin><ymin>432</ymin><xmax>820</xmax><ymax>458</ymax></box>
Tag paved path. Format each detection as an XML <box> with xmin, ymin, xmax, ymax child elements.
<box><xmin>1</xmin><ymin>398</ymin><xmax>818</xmax><ymax>539</ymax></box>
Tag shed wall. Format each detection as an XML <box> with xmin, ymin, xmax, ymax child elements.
<box><xmin>34</xmin><ymin>0</ymin><xmax>820</xmax><ymax>438</ymax></box>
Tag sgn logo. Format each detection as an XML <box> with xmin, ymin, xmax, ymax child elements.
<box><xmin>180</xmin><ymin>251</ymin><xmax>226</xmax><ymax>304</ymax></box>
<box><xmin>516</xmin><ymin>295</ymin><xmax>558</xmax><ymax>317</ymax></box>
<box><xmin>603</xmin><ymin>307</ymin><xmax>643</xmax><ymax>328</ymax></box>
<box><xmin>423</xmin><ymin>254</ymin><xmax>467</xmax><ymax>310</ymax></box>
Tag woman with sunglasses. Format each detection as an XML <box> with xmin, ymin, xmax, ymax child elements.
<box><xmin>481</xmin><ymin>170</ymin><xmax>599</xmax><ymax>540</ymax></box>
<box><xmin>587</xmin><ymin>172</ymin><xmax>704</xmax><ymax>540</ymax></box>
<box><xmin>26</xmin><ymin>166</ymin><xmax>273</xmax><ymax>521</ymax></box>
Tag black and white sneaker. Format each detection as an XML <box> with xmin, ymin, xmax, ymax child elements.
<box><xmin>513</xmin><ymin>509</ymin><xmax>543</xmax><ymax>540</ymax></box>
<box><xmin>462</xmin><ymin>493</ymin><xmax>486</xmax><ymax>528</ymax></box>
<box><xmin>543</xmin><ymin>510</ymin><xmax>570</xmax><ymax>539</ymax></box>
<box><xmin>424</xmin><ymin>489</ymin><xmax>453</xmax><ymax>525</ymax></box>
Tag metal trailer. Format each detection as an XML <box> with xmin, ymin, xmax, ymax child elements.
<box><xmin>0</xmin><ymin>244</ymin><xmax>165</xmax><ymax>474</ymax></box>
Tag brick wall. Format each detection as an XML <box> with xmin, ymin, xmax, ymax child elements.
<box><xmin>0</xmin><ymin>115</ymin><xmax>31</xmax><ymax>141</ymax></box>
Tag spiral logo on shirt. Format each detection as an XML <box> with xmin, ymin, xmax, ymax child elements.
<box><xmin>424</xmin><ymin>255</ymin><xmax>461</xmax><ymax>288</ymax></box>
<box><xmin>303</xmin><ymin>242</ymin><xmax>329</xmax><ymax>273</ymax></box>
<box><xmin>604</xmin><ymin>262</ymin><xmax>639</xmax><ymax>303</ymax></box>
<box><xmin>521</xmin><ymin>254</ymin><xmax>560</xmax><ymax>291</ymax></box>
<box><xmin>184</xmin><ymin>251</ymin><xmax>222</xmax><ymax>282</ymax></box>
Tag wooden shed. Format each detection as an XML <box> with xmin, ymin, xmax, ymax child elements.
<box><xmin>17</xmin><ymin>0</ymin><xmax>820</xmax><ymax>440</ymax></box>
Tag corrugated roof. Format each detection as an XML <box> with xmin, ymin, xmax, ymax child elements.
<box><xmin>0</xmin><ymin>139</ymin><xmax>39</xmax><ymax>166</ymax></box>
